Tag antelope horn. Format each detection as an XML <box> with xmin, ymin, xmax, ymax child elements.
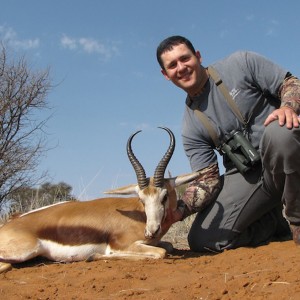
<box><xmin>153</xmin><ymin>127</ymin><xmax>175</xmax><ymax>187</ymax></box>
<box><xmin>127</xmin><ymin>130</ymin><xmax>149</xmax><ymax>190</ymax></box>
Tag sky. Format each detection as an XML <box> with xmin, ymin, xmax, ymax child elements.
<box><xmin>0</xmin><ymin>0</ymin><xmax>300</xmax><ymax>200</ymax></box>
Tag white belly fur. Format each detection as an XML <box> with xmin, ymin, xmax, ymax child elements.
<box><xmin>40</xmin><ymin>239</ymin><xmax>108</xmax><ymax>262</ymax></box>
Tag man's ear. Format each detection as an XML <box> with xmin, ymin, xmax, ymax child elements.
<box><xmin>196</xmin><ymin>50</ymin><xmax>202</xmax><ymax>64</ymax></box>
<box><xmin>161</xmin><ymin>69</ymin><xmax>170</xmax><ymax>80</ymax></box>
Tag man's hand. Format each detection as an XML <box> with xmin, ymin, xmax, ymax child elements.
<box><xmin>264</xmin><ymin>106</ymin><xmax>300</xmax><ymax>129</ymax></box>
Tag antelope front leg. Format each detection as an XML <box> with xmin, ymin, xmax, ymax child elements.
<box><xmin>157</xmin><ymin>241</ymin><xmax>174</xmax><ymax>253</ymax></box>
<box><xmin>89</xmin><ymin>241</ymin><xmax>168</xmax><ymax>261</ymax></box>
<box><xmin>0</xmin><ymin>262</ymin><xmax>12</xmax><ymax>273</ymax></box>
<box><xmin>126</xmin><ymin>241</ymin><xmax>168</xmax><ymax>258</ymax></box>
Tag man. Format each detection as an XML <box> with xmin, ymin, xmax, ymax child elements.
<box><xmin>157</xmin><ymin>35</ymin><xmax>300</xmax><ymax>252</ymax></box>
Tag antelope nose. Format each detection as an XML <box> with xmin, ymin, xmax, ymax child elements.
<box><xmin>145</xmin><ymin>225</ymin><xmax>161</xmax><ymax>239</ymax></box>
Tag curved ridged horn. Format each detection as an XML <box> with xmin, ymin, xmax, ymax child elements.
<box><xmin>153</xmin><ymin>127</ymin><xmax>176</xmax><ymax>188</ymax></box>
<box><xmin>127</xmin><ymin>130</ymin><xmax>149</xmax><ymax>190</ymax></box>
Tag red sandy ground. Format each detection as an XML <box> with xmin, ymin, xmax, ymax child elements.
<box><xmin>0</xmin><ymin>239</ymin><xmax>299</xmax><ymax>300</ymax></box>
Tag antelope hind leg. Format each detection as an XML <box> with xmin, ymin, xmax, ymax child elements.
<box><xmin>0</xmin><ymin>231</ymin><xmax>41</xmax><ymax>264</ymax></box>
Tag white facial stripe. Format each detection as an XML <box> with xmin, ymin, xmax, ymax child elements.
<box><xmin>143</xmin><ymin>189</ymin><xmax>166</xmax><ymax>237</ymax></box>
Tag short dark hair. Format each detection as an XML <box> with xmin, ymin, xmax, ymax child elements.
<box><xmin>156</xmin><ymin>36</ymin><xmax>196</xmax><ymax>70</ymax></box>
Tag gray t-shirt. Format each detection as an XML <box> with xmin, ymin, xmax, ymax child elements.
<box><xmin>182</xmin><ymin>51</ymin><xmax>288</xmax><ymax>172</ymax></box>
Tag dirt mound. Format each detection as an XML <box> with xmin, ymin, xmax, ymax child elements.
<box><xmin>0</xmin><ymin>240</ymin><xmax>299</xmax><ymax>299</ymax></box>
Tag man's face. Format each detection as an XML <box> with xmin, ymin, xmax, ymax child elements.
<box><xmin>160</xmin><ymin>43</ymin><xmax>202</xmax><ymax>96</ymax></box>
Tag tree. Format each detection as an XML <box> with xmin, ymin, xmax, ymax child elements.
<box><xmin>9</xmin><ymin>182</ymin><xmax>76</xmax><ymax>214</ymax></box>
<box><xmin>0</xmin><ymin>44</ymin><xmax>52</xmax><ymax>208</ymax></box>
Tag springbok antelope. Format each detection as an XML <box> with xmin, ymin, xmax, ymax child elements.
<box><xmin>0</xmin><ymin>127</ymin><xmax>200</xmax><ymax>273</ymax></box>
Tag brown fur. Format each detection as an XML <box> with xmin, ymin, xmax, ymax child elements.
<box><xmin>0</xmin><ymin>171</ymin><xmax>201</xmax><ymax>272</ymax></box>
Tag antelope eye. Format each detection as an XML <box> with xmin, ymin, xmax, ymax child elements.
<box><xmin>162</xmin><ymin>194</ymin><xmax>168</xmax><ymax>204</ymax></box>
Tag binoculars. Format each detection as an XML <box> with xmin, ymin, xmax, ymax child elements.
<box><xmin>221</xmin><ymin>131</ymin><xmax>261</xmax><ymax>174</ymax></box>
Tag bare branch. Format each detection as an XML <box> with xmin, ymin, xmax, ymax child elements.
<box><xmin>0</xmin><ymin>44</ymin><xmax>52</xmax><ymax>205</ymax></box>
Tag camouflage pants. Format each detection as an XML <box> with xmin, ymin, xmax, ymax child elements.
<box><xmin>188</xmin><ymin>121</ymin><xmax>299</xmax><ymax>252</ymax></box>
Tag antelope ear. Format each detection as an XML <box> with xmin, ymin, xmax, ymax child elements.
<box><xmin>104</xmin><ymin>184</ymin><xmax>139</xmax><ymax>195</ymax></box>
<box><xmin>173</xmin><ymin>172</ymin><xmax>200</xmax><ymax>187</ymax></box>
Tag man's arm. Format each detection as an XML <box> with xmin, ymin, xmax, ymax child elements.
<box><xmin>264</xmin><ymin>75</ymin><xmax>300</xmax><ymax>128</ymax></box>
<box><xmin>180</xmin><ymin>163</ymin><xmax>222</xmax><ymax>218</ymax></box>
<box><xmin>161</xmin><ymin>163</ymin><xmax>222</xmax><ymax>233</ymax></box>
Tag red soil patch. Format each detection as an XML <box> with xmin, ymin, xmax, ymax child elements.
<box><xmin>0</xmin><ymin>240</ymin><xmax>299</xmax><ymax>299</ymax></box>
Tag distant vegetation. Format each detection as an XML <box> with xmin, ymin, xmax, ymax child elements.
<box><xmin>0</xmin><ymin>182</ymin><xmax>76</xmax><ymax>222</ymax></box>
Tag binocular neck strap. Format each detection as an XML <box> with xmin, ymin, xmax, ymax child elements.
<box><xmin>193</xmin><ymin>109</ymin><xmax>221</xmax><ymax>149</ymax></box>
<box><xmin>207</xmin><ymin>66</ymin><xmax>247</xmax><ymax>127</ymax></box>
<box><xmin>190</xmin><ymin>66</ymin><xmax>251</xmax><ymax>150</ymax></box>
